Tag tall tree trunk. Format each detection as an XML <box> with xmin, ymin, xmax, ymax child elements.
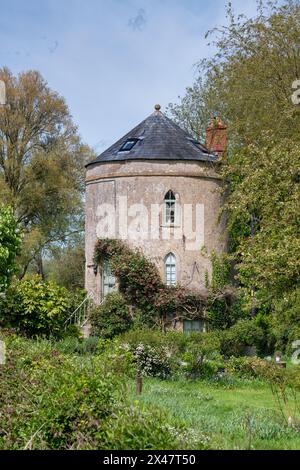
<box><xmin>36</xmin><ymin>252</ymin><xmax>45</xmax><ymax>280</ymax></box>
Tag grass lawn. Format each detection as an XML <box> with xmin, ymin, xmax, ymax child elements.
<box><xmin>130</xmin><ymin>378</ymin><xmax>300</xmax><ymax>450</ymax></box>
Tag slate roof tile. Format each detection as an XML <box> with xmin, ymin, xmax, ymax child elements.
<box><xmin>86</xmin><ymin>108</ymin><xmax>217</xmax><ymax>167</ymax></box>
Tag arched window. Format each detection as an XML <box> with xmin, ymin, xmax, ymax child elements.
<box><xmin>102</xmin><ymin>260</ymin><xmax>116</xmax><ymax>297</ymax></box>
<box><xmin>164</xmin><ymin>190</ymin><xmax>176</xmax><ymax>224</ymax></box>
<box><xmin>165</xmin><ymin>253</ymin><xmax>176</xmax><ymax>286</ymax></box>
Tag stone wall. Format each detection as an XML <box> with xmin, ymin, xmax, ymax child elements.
<box><xmin>85</xmin><ymin>159</ymin><xmax>227</xmax><ymax>303</ymax></box>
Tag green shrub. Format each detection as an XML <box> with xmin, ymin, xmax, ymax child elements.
<box><xmin>115</xmin><ymin>329</ymin><xmax>223</xmax><ymax>380</ymax></box>
<box><xmin>134</xmin><ymin>343</ymin><xmax>172</xmax><ymax>379</ymax></box>
<box><xmin>55</xmin><ymin>336</ymin><xmax>100</xmax><ymax>355</ymax></box>
<box><xmin>270</xmin><ymin>288</ymin><xmax>300</xmax><ymax>354</ymax></box>
<box><xmin>120</xmin><ymin>328</ymin><xmax>166</xmax><ymax>349</ymax></box>
<box><xmin>219</xmin><ymin>319</ymin><xmax>265</xmax><ymax>357</ymax></box>
<box><xmin>227</xmin><ymin>356</ymin><xmax>272</xmax><ymax>380</ymax></box>
<box><xmin>0</xmin><ymin>206</ymin><xmax>22</xmax><ymax>292</ymax></box>
<box><xmin>110</xmin><ymin>329</ymin><xmax>179</xmax><ymax>379</ymax></box>
<box><xmin>121</xmin><ymin>328</ymin><xmax>188</xmax><ymax>354</ymax></box>
<box><xmin>0</xmin><ymin>334</ymin><xmax>201</xmax><ymax>450</ymax></box>
<box><xmin>181</xmin><ymin>332</ymin><xmax>221</xmax><ymax>378</ymax></box>
<box><xmin>94</xmin><ymin>239</ymin><xmax>209</xmax><ymax>327</ymax></box>
<box><xmin>104</xmin><ymin>404</ymin><xmax>209</xmax><ymax>450</ymax></box>
<box><xmin>90</xmin><ymin>292</ymin><xmax>132</xmax><ymax>339</ymax></box>
<box><xmin>0</xmin><ymin>276</ymin><xmax>78</xmax><ymax>338</ymax></box>
<box><xmin>120</xmin><ymin>333</ymin><xmax>173</xmax><ymax>379</ymax></box>
<box><xmin>206</xmin><ymin>290</ymin><xmax>250</xmax><ymax>330</ymax></box>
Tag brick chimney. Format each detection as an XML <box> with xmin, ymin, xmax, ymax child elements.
<box><xmin>205</xmin><ymin>116</ymin><xmax>227</xmax><ymax>157</ymax></box>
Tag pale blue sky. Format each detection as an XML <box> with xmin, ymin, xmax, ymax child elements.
<box><xmin>0</xmin><ymin>0</ymin><xmax>259</xmax><ymax>152</ymax></box>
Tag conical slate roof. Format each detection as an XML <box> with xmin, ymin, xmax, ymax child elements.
<box><xmin>86</xmin><ymin>106</ymin><xmax>217</xmax><ymax>167</ymax></box>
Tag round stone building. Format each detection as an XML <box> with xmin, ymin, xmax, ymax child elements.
<box><xmin>85</xmin><ymin>105</ymin><xmax>227</xmax><ymax>326</ymax></box>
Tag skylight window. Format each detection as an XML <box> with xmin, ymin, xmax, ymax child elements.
<box><xmin>119</xmin><ymin>139</ymin><xmax>138</xmax><ymax>152</ymax></box>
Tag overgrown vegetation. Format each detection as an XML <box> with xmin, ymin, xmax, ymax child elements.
<box><xmin>0</xmin><ymin>333</ymin><xmax>208</xmax><ymax>450</ymax></box>
<box><xmin>90</xmin><ymin>292</ymin><xmax>132</xmax><ymax>339</ymax></box>
<box><xmin>94</xmin><ymin>239</ymin><xmax>231</xmax><ymax>330</ymax></box>
<box><xmin>167</xmin><ymin>0</ymin><xmax>300</xmax><ymax>331</ymax></box>
<box><xmin>0</xmin><ymin>276</ymin><xmax>82</xmax><ymax>338</ymax></box>
<box><xmin>0</xmin><ymin>206</ymin><xmax>21</xmax><ymax>292</ymax></box>
<box><xmin>1</xmin><ymin>331</ymin><xmax>299</xmax><ymax>450</ymax></box>
<box><xmin>0</xmin><ymin>67</ymin><xmax>93</xmax><ymax>281</ymax></box>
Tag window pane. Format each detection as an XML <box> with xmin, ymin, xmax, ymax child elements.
<box><xmin>103</xmin><ymin>260</ymin><xmax>116</xmax><ymax>297</ymax></box>
<box><xmin>119</xmin><ymin>139</ymin><xmax>138</xmax><ymax>152</ymax></box>
<box><xmin>165</xmin><ymin>253</ymin><xmax>176</xmax><ymax>286</ymax></box>
<box><xmin>164</xmin><ymin>192</ymin><xmax>176</xmax><ymax>224</ymax></box>
<box><xmin>183</xmin><ymin>320</ymin><xmax>205</xmax><ymax>333</ymax></box>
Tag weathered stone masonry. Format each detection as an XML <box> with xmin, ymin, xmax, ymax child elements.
<box><xmin>85</xmin><ymin>107</ymin><xmax>227</xmax><ymax>306</ymax></box>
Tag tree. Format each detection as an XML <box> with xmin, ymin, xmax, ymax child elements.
<box><xmin>168</xmin><ymin>1</ymin><xmax>300</xmax><ymax>147</ymax></box>
<box><xmin>167</xmin><ymin>0</ymin><xmax>300</xmax><ymax>309</ymax></box>
<box><xmin>0</xmin><ymin>206</ymin><xmax>21</xmax><ymax>291</ymax></box>
<box><xmin>0</xmin><ymin>68</ymin><xmax>94</xmax><ymax>277</ymax></box>
<box><xmin>45</xmin><ymin>238</ymin><xmax>85</xmax><ymax>290</ymax></box>
<box><xmin>224</xmin><ymin>140</ymin><xmax>300</xmax><ymax>301</ymax></box>
<box><xmin>167</xmin><ymin>77</ymin><xmax>213</xmax><ymax>141</ymax></box>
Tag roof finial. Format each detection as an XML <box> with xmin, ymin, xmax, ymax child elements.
<box><xmin>154</xmin><ymin>104</ymin><xmax>161</xmax><ymax>111</ymax></box>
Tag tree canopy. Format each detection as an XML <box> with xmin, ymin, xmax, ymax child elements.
<box><xmin>167</xmin><ymin>0</ymin><xmax>300</xmax><ymax>308</ymax></box>
<box><xmin>0</xmin><ymin>68</ymin><xmax>93</xmax><ymax>277</ymax></box>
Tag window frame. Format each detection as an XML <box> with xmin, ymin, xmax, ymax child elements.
<box><xmin>164</xmin><ymin>190</ymin><xmax>177</xmax><ymax>226</ymax></box>
<box><xmin>119</xmin><ymin>138</ymin><xmax>139</xmax><ymax>152</ymax></box>
<box><xmin>102</xmin><ymin>259</ymin><xmax>117</xmax><ymax>298</ymax></box>
<box><xmin>164</xmin><ymin>252</ymin><xmax>177</xmax><ymax>286</ymax></box>
<box><xmin>183</xmin><ymin>320</ymin><xmax>207</xmax><ymax>333</ymax></box>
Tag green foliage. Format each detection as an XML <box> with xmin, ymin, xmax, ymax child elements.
<box><xmin>111</xmin><ymin>329</ymin><xmax>222</xmax><ymax>380</ymax></box>
<box><xmin>0</xmin><ymin>206</ymin><xmax>22</xmax><ymax>291</ymax></box>
<box><xmin>252</xmin><ymin>363</ymin><xmax>300</xmax><ymax>425</ymax></box>
<box><xmin>206</xmin><ymin>253</ymin><xmax>248</xmax><ymax>330</ymax></box>
<box><xmin>219</xmin><ymin>319</ymin><xmax>265</xmax><ymax>358</ymax></box>
<box><xmin>227</xmin><ymin>357</ymin><xmax>273</xmax><ymax>380</ymax></box>
<box><xmin>210</xmin><ymin>252</ymin><xmax>231</xmax><ymax>290</ymax></box>
<box><xmin>224</xmin><ymin>141</ymin><xmax>300</xmax><ymax>301</ymax></box>
<box><xmin>155</xmin><ymin>286</ymin><xmax>206</xmax><ymax>320</ymax></box>
<box><xmin>90</xmin><ymin>292</ymin><xmax>132</xmax><ymax>339</ymax></box>
<box><xmin>167</xmin><ymin>1</ymin><xmax>300</xmax><ymax>310</ymax></box>
<box><xmin>94</xmin><ymin>239</ymin><xmax>162</xmax><ymax>323</ymax></box>
<box><xmin>55</xmin><ymin>336</ymin><xmax>100</xmax><ymax>355</ymax></box>
<box><xmin>121</xmin><ymin>328</ymin><xmax>189</xmax><ymax>358</ymax></box>
<box><xmin>169</xmin><ymin>1</ymin><xmax>300</xmax><ymax>147</ymax></box>
<box><xmin>103</xmin><ymin>329</ymin><xmax>175</xmax><ymax>379</ymax></box>
<box><xmin>270</xmin><ymin>288</ymin><xmax>300</xmax><ymax>354</ymax></box>
<box><xmin>181</xmin><ymin>332</ymin><xmax>221</xmax><ymax>378</ymax></box>
<box><xmin>0</xmin><ymin>67</ymin><xmax>94</xmax><ymax>278</ymax></box>
<box><xmin>0</xmin><ymin>334</ymin><xmax>200</xmax><ymax>450</ymax></box>
<box><xmin>46</xmin><ymin>241</ymin><xmax>85</xmax><ymax>290</ymax></box>
<box><xmin>206</xmin><ymin>289</ymin><xmax>249</xmax><ymax>330</ymax></box>
<box><xmin>134</xmin><ymin>343</ymin><xmax>172</xmax><ymax>379</ymax></box>
<box><xmin>94</xmin><ymin>239</ymin><xmax>208</xmax><ymax>326</ymax></box>
<box><xmin>0</xmin><ymin>276</ymin><xmax>79</xmax><ymax>338</ymax></box>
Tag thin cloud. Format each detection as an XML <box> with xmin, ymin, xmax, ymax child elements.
<box><xmin>128</xmin><ymin>8</ymin><xmax>147</xmax><ymax>31</ymax></box>
<box><xmin>49</xmin><ymin>40</ymin><xmax>59</xmax><ymax>54</ymax></box>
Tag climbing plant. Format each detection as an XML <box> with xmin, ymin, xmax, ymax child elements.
<box><xmin>205</xmin><ymin>251</ymin><xmax>248</xmax><ymax>330</ymax></box>
<box><xmin>94</xmin><ymin>239</ymin><xmax>207</xmax><ymax>327</ymax></box>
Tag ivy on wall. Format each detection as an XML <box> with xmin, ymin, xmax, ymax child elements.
<box><xmin>94</xmin><ymin>239</ymin><xmax>207</xmax><ymax>327</ymax></box>
<box><xmin>205</xmin><ymin>251</ymin><xmax>247</xmax><ymax>330</ymax></box>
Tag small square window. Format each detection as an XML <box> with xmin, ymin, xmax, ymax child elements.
<box><xmin>119</xmin><ymin>139</ymin><xmax>139</xmax><ymax>152</ymax></box>
<box><xmin>183</xmin><ymin>320</ymin><xmax>206</xmax><ymax>333</ymax></box>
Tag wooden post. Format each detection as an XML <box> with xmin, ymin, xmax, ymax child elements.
<box><xmin>136</xmin><ymin>372</ymin><xmax>142</xmax><ymax>395</ymax></box>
